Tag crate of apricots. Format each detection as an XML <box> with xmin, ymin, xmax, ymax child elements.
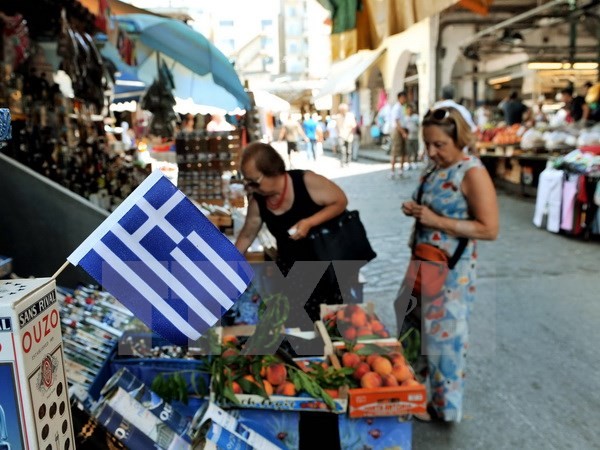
<box><xmin>326</xmin><ymin>337</ymin><xmax>427</xmax><ymax>418</ymax></box>
<box><xmin>210</xmin><ymin>334</ymin><xmax>349</xmax><ymax>414</ymax></box>
<box><xmin>321</xmin><ymin>303</ymin><xmax>391</xmax><ymax>342</ymax></box>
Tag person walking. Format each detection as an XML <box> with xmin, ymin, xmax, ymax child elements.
<box><xmin>501</xmin><ymin>91</ymin><xmax>529</xmax><ymax>125</ymax></box>
<box><xmin>434</xmin><ymin>84</ymin><xmax>477</xmax><ymax>132</ymax></box>
<box><xmin>404</xmin><ymin>103</ymin><xmax>420</xmax><ymax>168</ymax></box>
<box><xmin>302</xmin><ymin>112</ymin><xmax>319</xmax><ymax>162</ymax></box>
<box><xmin>325</xmin><ymin>114</ymin><xmax>339</xmax><ymax>154</ymax></box>
<box><xmin>279</xmin><ymin>112</ymin><xmax>308</xmax><ymax>167</ymax></box>
<box><xmin>335</xmin><ymin>103</ymin><xmax>357</xmax><ymax>167</ymax></box>
<box><xmin>395</xmin><ymin>106</ymin><xmax>499</xmax><ymax>423</ymax></box>
<box><xmin>390</xmin><ymin>91</ymin><xmax>408</xmax><ymax>178</ymax></box>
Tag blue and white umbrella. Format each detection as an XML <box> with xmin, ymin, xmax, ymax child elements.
<box><xmin>116</xmin><ymin>14</ymin><xmax>249</xmax><ymax>112</ymax></box>
<box><xmin>98</xmin><ymin>39</ymin><xmax>147</xmax><ymax>103</ymax></box>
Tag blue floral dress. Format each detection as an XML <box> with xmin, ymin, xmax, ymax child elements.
<box><xmin>411</xmin><ymin>155</ymin><xmax>482</xmax><ymax>422</ymax></box>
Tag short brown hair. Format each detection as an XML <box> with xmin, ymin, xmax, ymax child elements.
<box><xmin>240</xmin><ymin>142</ymin><xmax>286</xmax><ymax>176</ymax></box>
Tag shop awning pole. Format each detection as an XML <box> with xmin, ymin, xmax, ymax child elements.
<box><xmin>460</xmin><ymin>0</ymin><xmax>569</xmax><ymax>47</ymax></box>
<box><xmin>569</xmin><ymin>0</ymin><xmax>577</xmax><ymax>65</ymax></box>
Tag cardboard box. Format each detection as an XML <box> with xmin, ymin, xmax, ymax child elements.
<box><xmin>339</xmin><ymin>415</ymin><xmax>412</xmax><ymax>449</ymax></box>
<box><xmin>213</xmin><ymin>330</ymin><xmax>347</xmax><ymax>414</ymax></box>
<box><xmin>317</xmin><ymin>323</ymin><xmax>427</xmax><ymax>418</ymax></box>
<box><xmin>0</xmin><ymin>278</ymin><xmax>75</xmax><ymax>449</ymax></box>
<box><xmin>320</xmin><ymin>302</ymin><xmax>392</xmax><ymax>342</ymax></box>
<box><xmin>211</xmin><ymin>384</ymin><xmax>348</xmax><ymax>414</ymax></box>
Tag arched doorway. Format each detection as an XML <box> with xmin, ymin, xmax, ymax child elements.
<box><xmin>404</xmin><ymin>54</ymin><xmax>419</xmax><ymax>112</ymax></box>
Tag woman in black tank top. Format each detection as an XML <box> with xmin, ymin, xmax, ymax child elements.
<box><xmin>235</xmin><ymin>143</ymin><xmax>350</xmax><ymax>328</ymax></box>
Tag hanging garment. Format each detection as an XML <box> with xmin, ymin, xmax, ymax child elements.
<box><xmin>533</xmin><ymin>168</ymin><xmax>564</xmax><ymax>233</ymax></box>
<box><xmin>560</xmin><ymin>175</ymin><xmax>578</xmax><ymax>232</ymax></box>
<box><xmin>573</xmin><ymin>175</ymin><xmax>590</xmax><ymax>236</ymax></box>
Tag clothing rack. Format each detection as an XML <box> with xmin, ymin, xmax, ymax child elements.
<box><xmin>534</xmin><ymin>166</ymin><xmax>600</xmax><ymax>240</ymax></box>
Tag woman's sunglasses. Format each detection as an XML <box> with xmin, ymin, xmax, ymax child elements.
<box><xmin>424</xmin><ymin>108</ymin><xmax>451</xmax><ymax>121</ymax></box>
<box><xmin>424</xmin><ymin>108</ymin><xmax>458</xmax><ymax>139</ymax></box>
<box><xmin>242</xmin><ymin>174</ymin><xmax>264</xmax><ymax>189</ymax></box>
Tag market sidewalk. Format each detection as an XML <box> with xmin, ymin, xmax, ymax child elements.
<box><xmin>324</xmin><ymin>155</ymin><xmax>600</xmax><ymax>450</ymax></box>
<box><xmin>322</xmin><ymin>143</ymin><xmax>391</xmax><ymax>164</ymax></box>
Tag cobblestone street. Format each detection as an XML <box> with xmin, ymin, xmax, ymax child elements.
<box><xmin>290</xmin><ymin>147</ymin><xmax>600</xmax><ymax>449</ymax></box>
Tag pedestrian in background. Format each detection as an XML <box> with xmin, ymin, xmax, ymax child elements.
<box><xmin>326</xmin><ymin>114</ymin><xmax>339</xmax><ymax>154</ymax></box>
<box><xmin>434</xmin><ymin>84</ymin><xmax>477</xmax><ymax>132</ymax></box>
<box><xmin>390</xmin><ymin>91</ymin><xmax>408</xmax><ymax>178</ymax></box>
<box><xmin>335</xmin><ymin>103</ymin><xmax>357</xmax><ymax>167</ymax></box>
<box><xmin>404</xmin><ymin>103</ymin><xmax>420</xmax><ymax>169</ymax></box>
<box><xmin>396</xmin><ymin>106</ymin><xmax>498</xmax><ymax>423</ymax></box>
<box><xmin>279</xmin><ymin>112</ymin><xmax>308</xmax><ymax>167</ymax></box>
<box><xmin>501</xmin><ymin>91</ymin><xmax>529</xmax><ymax>125</ymax></box>
<box><xmin>302</xmin><ymin>112</ymin><xmax>319</xmax><ymax>162</ymax></box>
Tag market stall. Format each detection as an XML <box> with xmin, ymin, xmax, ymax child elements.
<box><xmin>475</xmin><ymin>120</ymin><xmax>600</xmax><ymax>196</ymax></box>
<box><xmin>60</xmin><ymin>287</ymin><xmax>422</xmax><ymax>449</ymax></box>
<box><xmin>533</xmin><ymin>147</ymin><xmax>600</xmax><ymax>240</ymax></box>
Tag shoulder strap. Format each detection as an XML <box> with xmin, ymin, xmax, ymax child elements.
<box><xmin>413</xmin><ymin>168</ymin><xmax>469</xmax><ymax>269</ymax></box>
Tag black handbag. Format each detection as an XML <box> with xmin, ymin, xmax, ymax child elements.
<box><xmin>307</xmin><ymin>210</ymin><xmax>377</xmax><ymax>264</ymax></box>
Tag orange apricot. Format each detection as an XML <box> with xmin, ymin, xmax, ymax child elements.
<box><xmin>371</xmin><ymin>356</ymin><xmax>393</xmax><ymax>376</ymax></box>
<box><xmin>360</xmin><ymin>371</ymin><xmax>382</xmax><ymax>389</ymax></box>
<box><xmin>275</xmin><ymin>381</ymin><xmax>296</xmax><ymax>396</ymax></box>
<box><xmin>342</xmin><ymin>352</ymin><xmax>361</xmax><ymax>368</ymax></box>
<box><xmin>266</xmin><ymin>363</ymin><xmax>287</xmax><ymax>386</ymax></box>
<box><xmin>391</xmin><ymin>364</ymin><xmax>412</xmax><ymax>383</ymax></box>
<box><xmin>353</xmin><ymin>362</ymin><xmax>371</xmax><ymax>381</ymax></box>
<box><xmin>231</xmin><ymin>381</ymin><xmax>242</xmax><ymax>394</ymax></box>
<box><xmin>381</xmin><ymin>374</ymin><xmax>399</xmax><ymax>387</ymax></box>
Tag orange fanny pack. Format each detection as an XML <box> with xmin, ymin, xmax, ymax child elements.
<box><xmin>403</xmin><ymin>243</ymin><xmax>451</xmax><ymax>298</ymax></box>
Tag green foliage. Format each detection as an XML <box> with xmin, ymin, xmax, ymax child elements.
<box><xmin>241</xmin><ymin>294</ymin><xmax>290</xmax><ymax>355</ymax></box>
<box><xmin>399</xmin><ymin>327</ymin><xmax>420</xmax><ymax>366</ymax></box>
<box><xmin>151</xmin><ymin>370</ymin><xmax>209</xmax><ymax>405</ymax></box>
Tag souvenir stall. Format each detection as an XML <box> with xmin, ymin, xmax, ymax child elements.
<box><xmin>0</xmin><ymin>6</ymin><xmax>419</xmax><ymax>450</ymax></box>
<box><xmin>0</xmin><ymin>108</ymin><xmax>11</xmax><ymax>279</ymax></box>
<box><xmin>60</xmin><ymin>288</ymin><xmax>421</xmax><ymax>449</ymax></box>
<box><xmin>1</xmin><ymin>111</ymin><xmax>419</xmax><ymax>450</ymax></box>
<box><xmin>0</xmin><ymin>1</ymin><xmax>149</xmax><ymax>212</ymax></box>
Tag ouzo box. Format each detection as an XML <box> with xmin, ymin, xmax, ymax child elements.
<box><xmin>0</xmin><ymin>278</ymin><xmax>74</xmax><ymax>450</ymax></box>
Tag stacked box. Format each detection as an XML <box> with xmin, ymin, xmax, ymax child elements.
<box><xmin>316</xmin><ymin>306</ymin><xmax>427</xmax><ymax>418</ymax></box>
<box><xmin>0</xmin><ymin>278</ymin><xmax>74</xmax><ymax>449</ymax></box>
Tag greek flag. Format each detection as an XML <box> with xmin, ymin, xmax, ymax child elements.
<box><xmin>68</xmin><ymin>170</ymin><xmax>253</xmax><ymax>345</ymax></box>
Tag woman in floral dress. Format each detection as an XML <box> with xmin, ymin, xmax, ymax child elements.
<box><xmin>398</xmin><ymin>106</ymin><xmax>499</xmax><ymax>422</ymax></box>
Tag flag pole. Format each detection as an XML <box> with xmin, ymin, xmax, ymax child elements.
<box><xmin>52</xmin><ymin>261</ymin><xmax>70</xmax><ymax>280</ymax></box>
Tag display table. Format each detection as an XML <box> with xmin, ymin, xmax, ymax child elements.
<box><xmin>478</xmin><ymin>143</ymin><xmax>573</xmax><ymax>196</ymax></box>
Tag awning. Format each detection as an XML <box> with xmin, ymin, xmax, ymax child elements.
<box><xmin>77</xmin><ymin>0</ymin><xmax>165</xmax><ymax>17</ymax></box>
<box><xmin>252</xmin><ymin>90</ymin><xmax>290</xmax><ymax>112</ymax></box>
<box><xmin>314</xmin><ymin>47</ymin><xmax>385</xmax><ymax>99</ymax></box>
<box><xmin>328</xmin><ymin>0</ymin><xmax>493</xmax><ymax>62</ymax></box>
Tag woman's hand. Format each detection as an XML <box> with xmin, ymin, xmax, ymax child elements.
<box><xmin>411</xmin><ymin>205</ymin><xmax>441</xmax><ymax>228</ymax></box>
<box><xmin>288</xmin><ymin>219</ymin><xmax>311</xmax><ymax>240</ymax></box>
<box><xmin>402</xmin><ymin>201</ymin><xmax>418</xmax><ymax>216</ymax></box>
<box><xmin>288</xmin><ymin>218</ymin><xmax>312</xmax><ymax>240</ymax></box>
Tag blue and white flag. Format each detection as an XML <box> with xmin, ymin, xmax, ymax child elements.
<box><xmin>68</xmin><ymin>170</ymin><xmax>253</xmax><ymax>345</ymax></box>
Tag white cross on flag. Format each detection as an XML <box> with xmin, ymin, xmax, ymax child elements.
<box><xmin>68</xmin><ymin>170</ymin><xmax>253</xmax><ymax>345</ymax></box>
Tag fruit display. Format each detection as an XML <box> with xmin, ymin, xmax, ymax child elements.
<box><xmin>210</xmin><ymin>335</ymin><xmax>348</xmax><ymax>413</ymax></box>
<box><xmin>336</xmin><ymin>342</ymin><xmax>421</xmax><ymax>390</ymax></box>
<box><xmin>491</xmin><ymin>123</ymin><xmax>524</xmax><ymax>145</ymax></box>
<box><xmin>321</xmin><ymin>304</ymin><xmax>391</xmax><ymax>341</ymax></box>
<box><xmin>332</xmin><ymin>341</ymin><xmax>427</xmax><ymax>418</ymax></box>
